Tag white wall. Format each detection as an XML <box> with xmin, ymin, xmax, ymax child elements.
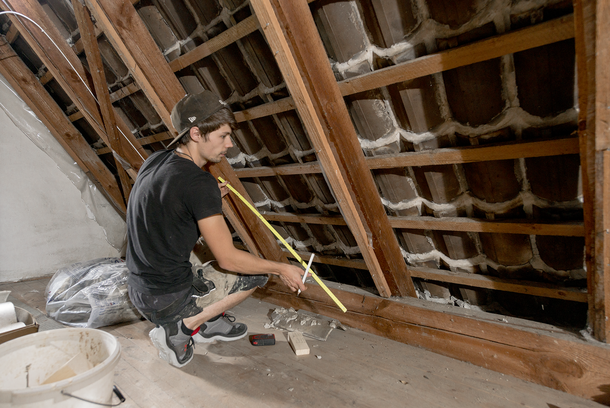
<box><xmin>0</xmin><ymin>76</ymin><xmax>125</xmax><ymax>283</ymax></box>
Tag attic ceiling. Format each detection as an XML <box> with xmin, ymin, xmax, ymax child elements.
<box><xmin>0</xmin><ymin>0</ymin><xmax>605</xmax><ymax>340</ymax></box>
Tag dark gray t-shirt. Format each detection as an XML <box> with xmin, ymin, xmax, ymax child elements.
<box><xmin>126</xmin><ymin>150</ymin><xmax>222</xmax><ymax>295</ymax></box>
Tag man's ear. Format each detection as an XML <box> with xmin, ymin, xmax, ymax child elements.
<box><xmin>189</xmin><ymin>126</ymin><xmax>201</xmax><ymax>142</ymax></box>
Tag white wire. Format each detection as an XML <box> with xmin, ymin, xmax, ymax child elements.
<box><xmin>0</xmin><ymin>9</ymin><xmax>145</xmax><ymax>161</ymax></box>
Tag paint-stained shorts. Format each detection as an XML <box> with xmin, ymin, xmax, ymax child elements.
<box><xmin>128</xmin><ymin>261</ymin><xmax>268</xmax><ymax>325</ymax></box>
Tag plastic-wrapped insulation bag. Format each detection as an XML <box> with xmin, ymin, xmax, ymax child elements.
<box><xmin>46</xmin><ymin>258</ymin><xmax>142</xmax><ymax>328</ymax></box>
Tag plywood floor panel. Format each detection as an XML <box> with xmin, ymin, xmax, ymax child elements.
<box><xmin>0</xmin><ymin>278</ymin><xmax>605</xmax><ymax>408</ymax></box>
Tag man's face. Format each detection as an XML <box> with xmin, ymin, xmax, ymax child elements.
<box><xmin>199</xmin><ymin>124</ymin><xmax>233</xmax><ymax>163</ymax></box>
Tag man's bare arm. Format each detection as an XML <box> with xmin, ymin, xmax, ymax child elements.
<box><xmin>198</xmin><ymin>214</ymin><xmax>306</xmax><ymax>292</ymax></box>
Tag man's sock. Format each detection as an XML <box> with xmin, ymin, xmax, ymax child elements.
<box><xmin>181</xmin><ymin>321</ymin><xmax>200</xmax><ymax>336</ymax></box>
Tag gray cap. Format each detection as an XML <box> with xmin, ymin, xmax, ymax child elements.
<box><xmin>168</xmin><ymin>90</ymin><xmax>227</xmax><ymax>148</ymax></box>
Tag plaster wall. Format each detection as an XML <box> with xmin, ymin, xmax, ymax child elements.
<box><xmin>0</xmin><ymin>75</ymin><xmax>124</xmax><ymax>283</ymax></box>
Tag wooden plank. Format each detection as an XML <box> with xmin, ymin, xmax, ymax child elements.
<box><xmin>96</xmin><ymin>131</ymin><xmax>172</xmax><ymax>155</ymax></box>
<box><xmin>0</xmin><ymin>36</ymin><xmax>126</xmax><ymax>215</ymax></box>
<box><xmin>391</xmin><ymin>216</ymin><xmax>584</xmax><ymax>237</ymax></box>
<box><xmin>595</xmin><ymin>0</ymin><xmax>610</xmax><ymax>342</ymax></box>
<box><xmin>409</xmin><ymin>267</ymin><xmax>588</xmax><ymax>303</ymax></box>
<box><xmin>605</xmin><ymin>150</ymin><xmax>610</xmax><ymax>340</ymax></box>
<box><xmin>0</xmin><ymin>0</ymin><xmax>147</xmax><ymax>173</ymax></box>
<box><xmin>337</xmin><ymin>14</ymin><xmax>575</xmax><ymax>96</ymax></box>
<box><xmin>285</xmin><ymin>251</ymin><xmax>587</xmax><ymax>302</ymax></box>
<box><xmin>5</xmin><ymin>23</ymin><xmax>19</xmax><ymax>44</ymax></box>
<box><xmin>39</xmin><ymin>71</ymin><xmax>53</xmax><ymax>86</ymax></box>
<box><xmin>264</xmin><ymin>212</ymin><xmax>584</xmax><ymax>237</ymax></box>
<box><xmin>366</xmin><ymin>137</ymin><xmax>580</xmax><ymax>169</ymax></box>
<box><xmin>87</xmin><ymin>0</ymin><xmax>288</xmax><ymax>264</ymax></box>
<box><xmin>254</xmin><ymin>278</ymin><xmax>610</xmax><ymax>404</ymax></box>
<box><xmin>595</xmin><ymin>0</ymin><xmax>610</xmax><ymax>150</ymax></box>
<box><xmin>233</xmin><ymin>96</ymin><xmax>295</xmax><ymax>123</ymax></box>
<box><xmin>252</xmin><ymin>0</ymin><xmax>416</xmax><ymax>297</ymax></box>
<box><xmin>169</xmin><ymin>16</ymin><xmax>259</xmax><ymax>72</ymax></box>
<box><xmin>73</xmin><ymin>0</ymin><xmax>131</xmax><ymax>203</ymax></box>
<box><xmin>574</xmin><ymin>0</ymin><xmax>606</xmax><ymax>342</ymax></box>
<box><xmin>233</xmin><ymin>137</ymin><xmax>580</xmax><ymax>178</ymax></box>
<box><xmin>110</xmin><ymin>82</ymin><xmax>140</xmax><ymax>103</ymax></box>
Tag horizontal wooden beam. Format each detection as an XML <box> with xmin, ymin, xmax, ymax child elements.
<box><xmin>264</xmin><ymin>212</ymin><xmax>584</xmax><ymax>237</ymax></box>
<box><xmin>285</xmin><ymin>251</ymin><xmax>587</xmax><ymax>302</ymax></box>
<box><xmin>254</xmin><ymin>279</ymin><xmax>610</xmax><ymax>404</ymax></box>
<box><xmin>234</xmin><ymin>137</ymin><xmax>580</xmax><ymax>178</ymax></box>
<box><xmin>390</xmin><ymin>216</ymin><xmax>585</xmax><ymax>237</ymax></box>
<box><xmin>366</xmin><ymin>137</ymin><xmax>580</xmax><ymax>169</ymax></box>
<box><xmin>409</xmin><ymin>266</ymin><xmax>588</xmax><ymax>303</ymax></box>
<box><xmin>169</xmin><ymin>16</ymin><xmax>259</xmax><ymax>72</ymax></box>
<box><xmin>338</xmin><ymin>14</ymin><xmax>575</xmax><ymax>95</ymax></box>
<box><xmin>96</xmin><ymin>131</ymin><xmax>172</xmax><ymax>155</ymax></box>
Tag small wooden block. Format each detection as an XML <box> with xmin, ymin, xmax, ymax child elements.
<box><xmin>288</xmin><ymin>331</ymin><xmax>310</xmax><ymax>356</ymax></box>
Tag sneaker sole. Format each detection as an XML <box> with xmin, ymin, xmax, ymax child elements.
<box><xmin>193</xmin><ymin>330</ymin><xmax>248</xmax><ymax>344</ymax></box>
<box><xmin>149</xmin><ymin>326</ymin><xmax>194</xmax><ymax>368</ymax></box>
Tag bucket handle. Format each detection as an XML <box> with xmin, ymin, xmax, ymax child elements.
<box><xmin>61</xmin><ymin>385</ymin><xmax>126</xmax><ymax>406</ymax></box>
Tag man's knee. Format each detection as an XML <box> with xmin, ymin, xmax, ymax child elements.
<box><xmin>229</xmin><ymin>274</ymin><xmax>268</xmax><ymax>295</ymax></box>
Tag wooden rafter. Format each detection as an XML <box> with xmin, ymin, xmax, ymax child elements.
<box><xmin>0</xmin><ymin>36</ymin><xmax>126</xmax><ymax>215</ymax></box>
<box><xmin>574</xmin><ymin>0</ymin><xmax>609</xmax><ymax>342</ymax></box>
<box><xmin>84</xmin><ymin>0</ymin><xmax>177</xmax><ymax>129</ymax></box>
<box><xmin>251</xmin><ymin>0</ymin><xmax>416</xmax><ymax>298</ymax></box>
<box><xmin>85</xmin><ymin>0</ymin><xmax>288</xmax><ymax>264</ymax></box>
<box><xmin>0</xmin><ymin>0</ymin><xmax>147</xmax><ymax>177</ymax></box>
<box><xmin>255</xmin><ymin>278</ymin><xmax>610</xmax><ymax>404</ymax></box>
<box><xmin>72</xmin><ymin>0</ymin><xmax>131</xmax><ymax>203</ymax></box>
<box><xmin>263</xmin><ymin>212</ymin><xmax>584</xmax><ymax>237</ymax></box>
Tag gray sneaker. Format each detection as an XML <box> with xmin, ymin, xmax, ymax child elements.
<box><xmin>193</xmin><ymin>313</ymin><xmax>248</xmax><ymax>343</ymax></box>
<box><xmin>149</xmin><ymin>321</ymin><xmax>194</xmax><ymax>368</ymax></box>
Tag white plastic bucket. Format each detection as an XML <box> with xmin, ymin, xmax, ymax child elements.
<box><xmin>0</xmin><ymin>328</ymin><xmax>121</xmax><ymax>407</ymax></box>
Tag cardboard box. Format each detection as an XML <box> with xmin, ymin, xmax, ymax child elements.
<box><xmin>0</xmin><ymin>306</ymin><xmax>39</xmax><ymax>344</ymax></box>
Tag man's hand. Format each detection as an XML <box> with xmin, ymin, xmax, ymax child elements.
<box><xmin>279</xmin><ymin>264</ymin><xmax>307</xmax><ymax>293</ymax></box>
<box><xmin>218</xmin><ymin>181</ymin><xmax>230</xmax><ymax>198</ymax></box>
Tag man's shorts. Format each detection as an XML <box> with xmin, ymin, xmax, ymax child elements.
<box><xmin>128</xmin><ymin>261</ymin><xmax>268</xmax><ymax>325</ymax></box>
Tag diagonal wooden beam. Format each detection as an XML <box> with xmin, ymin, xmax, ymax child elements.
<box><xmin>72</xmin><ymin>0</ymin><xmax>131</xmax><ymax>203</ymax></box>
<box><xmin>85</xmin><ymin>0</ymin><xmax>182</xmax><ymax>128</ymax></box>
<box><xmin>574</xmin><ymin>0</ymin><xmax>609</xmax><ymax>342</ymax></box>
<box><xmin>0</xmin><ymin>0</ymin><xmax>147</xmax><ymax>176</ymax></box>
<box><xmin>86</xmin><ymin>0</ymin><xmax>288</xmax><ymax>264</ymax></box>
<box><xmin>250</xmin><ymin>0</ymin><xmax>416</xmax><ymax>297</ymax></box>
<box><xmin>0</xmin><ymin>36</ymin><xmax>126</xmax><ymax>215</ymax></box>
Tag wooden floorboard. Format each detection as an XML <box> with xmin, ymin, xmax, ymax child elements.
<box><xmin>0</xmin><ymin>277</ymin><xmax>605</xmax><ymax>408</ymax></box>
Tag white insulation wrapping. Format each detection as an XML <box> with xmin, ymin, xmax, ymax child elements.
<box><xmin>0</xmin><ymin>73</ymin><xmax>126</xmax><ymax>252</ymax></box>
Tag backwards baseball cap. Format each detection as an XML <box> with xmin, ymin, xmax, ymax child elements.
<box><xmin>167</xmin><ymin>90</ymin><xmax>228</xmax><ymax>148</ymax></box>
